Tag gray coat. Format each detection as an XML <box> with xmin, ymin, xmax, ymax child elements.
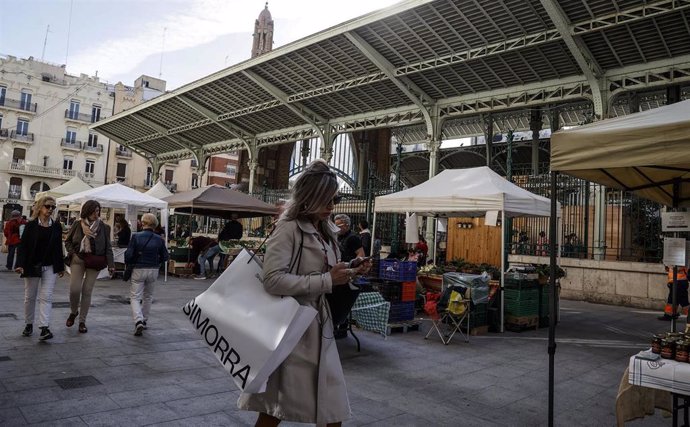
<box><xmin>237</xmin><ymin>218</ymin><xmax>350</xmax><ymax>424</ymax></box>
<box><xmin>64</xmin><ymin>220</ymin><xmax>115</xmax><ymax>269</ymax></box>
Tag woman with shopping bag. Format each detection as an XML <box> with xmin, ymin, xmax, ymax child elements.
<box><xmin>238</xmin><ymin>159</ymin><xmax>371</xmax><ymax>427</ymax></box>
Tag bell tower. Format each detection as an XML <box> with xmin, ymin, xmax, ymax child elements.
<box><xmin>251</xmin><ymin>3</ymin><xmax>274</xmax><ymax>58</ymax></box>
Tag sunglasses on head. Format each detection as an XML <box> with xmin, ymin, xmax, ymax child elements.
<box><xmin>44</xmin><ymin>204</ymin><xmax>56</xmax><ymax>210</ymax></box>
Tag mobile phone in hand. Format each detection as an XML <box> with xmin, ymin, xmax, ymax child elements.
<box><xmin>349</xmin><ymin>256</ymin><xmax>371</xmax><ymax>268</ymax></box>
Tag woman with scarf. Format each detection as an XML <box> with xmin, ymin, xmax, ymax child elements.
<box><xmin>15</xmin><ymin>196</ymin><xmax>65</xmax><ymax>340</ymax></box>
<box><xmin>64</xmin><ymin>200</ymin><xmax>115</xmax><ymax>333</ymax></box>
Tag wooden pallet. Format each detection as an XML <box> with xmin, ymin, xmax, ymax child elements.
<box><xmin>505</xmin><ymin>315</ymin><xmax>539</xmax><ymax>332</ymax></box>
<box><xmin>386</xmin><ymin>320</ymin><xmax>421</xmax><ymax>335</ymax></box>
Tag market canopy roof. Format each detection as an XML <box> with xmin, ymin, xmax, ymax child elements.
<box><xmin>374</xmin><ymin>166</ymin><xmax>559</xmax><ymax>217</ymax></box>
<box><xmin>35</xmin><ymin>176</ymin><xmax>92</xmax><ymax>201</ymax></box>
<box><xmin>551</xmin><ymin>99</ymin><xmax>690</xmax><ymax>208</ymax></box>
<box><xmin>144</xmin><ymin>181</ymin><xmax>174</xmax><ymax>200</ymax></box>
<box><xmin>163</xmin><ymin>185</ymin><xmax>278</xmax><ymax>218</ymax></box>
<box><xmin>91</xmin><ymin>0</ymin><xmax>690</xmax><ymax>163</ymax></box>
<box><xmin>56</xmin><ymin>183</ymin><xmax>168</xmax><ymax>210</ymax></box>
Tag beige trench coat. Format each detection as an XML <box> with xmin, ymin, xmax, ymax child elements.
<box><xmin>237</xmin><ymin>218</ymin><xmax>350</xmax><ymax>424</ymax></box>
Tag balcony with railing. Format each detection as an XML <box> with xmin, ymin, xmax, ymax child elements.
<box><xmin>64</xmin><ymin>109</ymin><xmax>104</xmax><ymax>123</ymax></box>
<box><xmin>164</xmin><ymin>182</ymin><xmax>177</xmax><ymax>193</ymax></box>
<box><xmin>143</xmin><ymin>179</ymin><xmax>153</xmax><ymax>189</ymax></box>
<box><xmin>60</xmin><ymin>138</ymin><xmax>82</xmax><ymax>151</ymax></box>
<box><xmin>0</xmin><ymin>97</ymin><xmax>37</xmax><ymax>113</ymax></box>
<box><xmin>115</xmin><ymin>147</ymin><xmax>132</xmax><ymax>158</ymax></box>
<box><xmin>83</xmin><ymin>143</ymin><xmax>104</xmax><ymax>154</ymax></box>
<box><xmin>10</xmin><ymin>130</ymin><xmax>34</xmax><ymax>144</ymax></box>
<box><xmin>9</xmin><ymin>161</ymin><xmax>78</xmax><ymax>180</ymax></box>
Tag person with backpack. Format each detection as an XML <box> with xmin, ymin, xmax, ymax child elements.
<box><xmin>3</xmin><ymin>210</ymin><xmax>24</xmax><ymax>270</ymax></box>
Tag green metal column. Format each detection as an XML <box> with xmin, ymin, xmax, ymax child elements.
<box><xmin>504</xmin><ymin>130</ymin><xmax>514</xmax><ymax>269</ymax></box>
<box><xmin>391</xmin><ymin>141</ymin><xmax>403</xmax><ymax>256</ymax></box>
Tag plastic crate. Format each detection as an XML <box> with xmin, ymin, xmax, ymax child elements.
<box><xmin>504</xmin><ymin>288</ymin><xmax>540</xmax><ymax>302</ymax></box>
<box><xmin>389</xmin><ymin>301</ymin><xmax>415</xmax><ymax>322</ymax></box>
<box><xmin>401</xmin><ymin>281</ymin><xmax>416</xmax><ymax>302</ymax></box>
<box><xmin>379</xmin><ymin>260</ymin><xmax>417</xmax><ymax>282</ymax></box>
<box><xmin>505</xmin><ymin>300</ymin><xmax>539</xmax><ymax>317</ymax></box>
<box><xmin>375</xmin><ymin>281</ymin><xmax>402</xmax><ymax>302</ymax></box>
<box><xmin>504</xmin><ymin>278</ymin><xmax>540</xmax><ymax>290</ymax></box>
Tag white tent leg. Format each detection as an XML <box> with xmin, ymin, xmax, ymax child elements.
<box><xmin>500</xmin><ymin>210</ymin><xmax>506</xmax><ymax>333</ymax></box>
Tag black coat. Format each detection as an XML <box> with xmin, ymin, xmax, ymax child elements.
<box><xmin>16</xmin><ymin>219</ymin><xmax>65</xmax><ymax>277</ymax></box>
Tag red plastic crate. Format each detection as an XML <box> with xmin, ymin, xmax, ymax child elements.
<box><xmin>401</xmin><ymin>281</ymin><xmax>416</xmax><ymax>302</ymax></box>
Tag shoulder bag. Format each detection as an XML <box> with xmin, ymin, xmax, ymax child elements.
<box><xmin>123</xmin><ymin>233</ymin><xmax>155</xmax><ymax>281</ymax></box>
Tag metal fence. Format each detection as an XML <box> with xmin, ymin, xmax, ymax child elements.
<box><xmin>246</xmin><ymin>162</ymin><xmax>663</xmax><ymax>264</ymax></box>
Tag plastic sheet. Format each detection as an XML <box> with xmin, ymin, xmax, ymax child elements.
<box><xmin>442</xmin><ymin>272</ymin><xmax>490</xmax><ymax>304</ymax></box>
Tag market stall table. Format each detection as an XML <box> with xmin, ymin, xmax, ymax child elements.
<box><xmin>350</xmin><ymin>291</ymin><xmax>390</xmax><ymax>350</ymax></box>
<box><xmin>628</xmin><ymin>354</ymin><xmax>689</xmax><ymax>426</ymax></box>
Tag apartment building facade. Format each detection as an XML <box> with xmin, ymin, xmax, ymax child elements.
<box><xmin>0</xmin><ymin>55</ymin><xmax>112</xmax><ymax>219</ymax></box>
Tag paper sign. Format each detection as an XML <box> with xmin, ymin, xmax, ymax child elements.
<box><xmin>663</xmin><ymin>237</ymin><xmax>687</xmax><ymax>266</ymax></box>
<box><xmin>405</xmin><ymin>213</ymin><xmax>418</xmax><ymax>243</ymax></box>
<box><xmin>662</xmin><ymin>212</ymin><xmax>690</xmax><ymax>232</ymax></box>
<box><xmin>485</xmin><ymin>210</ymin><xmax>499</xmax><ymax>227</ymax></box>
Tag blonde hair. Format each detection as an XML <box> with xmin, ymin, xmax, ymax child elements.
<box><xmin>282</xmin><ymin>159</ymin><xmax>338</xmax><ymax>243</ymax></box>
<box><xmin>141</xmin><ymin>213</ymin><xmax>158</xmax><ymax>229</ymax></box>
<box><xmin>32</xmin><ymin>196</ymin><xmax>56</xmax><ymax>220</ymax></box>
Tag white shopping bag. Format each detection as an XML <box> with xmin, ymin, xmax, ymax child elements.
<box><xmin>182</xmin><ymin>249</ymin><xmax>317</xmax><ymax>393</ymax></box>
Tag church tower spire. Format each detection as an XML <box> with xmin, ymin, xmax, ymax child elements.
<box><xmin>251</xmin><ymin>2</ymin><xmax>274</xmax><ymax>58</ymax></box>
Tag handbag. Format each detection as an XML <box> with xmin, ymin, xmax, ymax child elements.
<box><xmin>0</xmin><ymin>244</ymin><xmax>7</xmax><ymax>254</ymax></box>
<box><xmin>82</xmin><ymin>253</ymin><xmax>108</xmax><ymax>270</ymax></box>
<box><xmin>123</xmin><ymin>233</ymin><xmax>154</xmax><ymax>281</ymax></box>
<box><xmin>182</xmin><ymin>248</ymin><xmax>317</xmax><ymax>393</ymax></box>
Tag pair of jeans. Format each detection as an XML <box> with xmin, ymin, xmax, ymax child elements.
<box><xmin>24</xmin><ymin>266</ymin><xmax>57</xmax><ymax>327</ymax></box>
<box><xmin>6</xmin><ymin>244</ymin><xmax>18</xmax><ymax>269</ymax></box>
<box><xmin>68</xmin><ymin>256</ymin><xmax>100</xmax><ymax>323</ymax></box>
<box><xmin>198</xmin><ymin>245</ymin><xmax>221</xmax><ymax>276</ymax></box>
<box><xmin>130</xmin><ymin>268</ymin><xmax>159</xmax><ymax>324</ymax></box>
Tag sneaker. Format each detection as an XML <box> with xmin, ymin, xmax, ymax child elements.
<box><xmin>22</xmin><ymin>324</ymin><xmax>33</xmax><ymax>337</ymax></box>
<box><xmin>194</xmin><ymin>274</ymin><xmax>207</xmax><ymax>280</ymax></box>
<box><xmin>134</xmin><ymin>321</ymin><xmax>144</xmax><ymax>336</ymax></box>
<box><xmin>142</xmin><ymin>321</ymin><xmax>148</xmax><ymax>330</ymax></box>
<box><xmin>39</xmin><ymin>327</ymin><xmax>53</xmax><ymax>341</ymax></box>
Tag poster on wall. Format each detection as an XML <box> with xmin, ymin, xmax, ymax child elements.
<box><xmin>662</xmin><ymin>212</ymin><xmax>690</xmax><ymax>232</ymax></box>
<box><xmin>663</xmin><ymin>237</ymin><xmax>687</xmax><ymax>266</ymax></box>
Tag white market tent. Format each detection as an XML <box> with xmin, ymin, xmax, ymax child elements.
<box><xmin>551</xmin><ymin>98</ymin><xmax>690</xmax><ymax>208</ymax></box>
<box><xmin>374</xmin><ymin>166</ymin><xmax>561</xmax><ymax>332</ymax></box>
<box><xmin>145</xmin><ymin>181</ymin><xmax>173</xmax><ymax>200</ymax></box>
<box><xmin>57</xmin><ymin>183</ymin><xmax>169</xmax><ymax>240</ymax></box>
<box><xmin>35</xmin><ymin>176</ymin><xmax>92</xmax><ymax>200</ymax></box>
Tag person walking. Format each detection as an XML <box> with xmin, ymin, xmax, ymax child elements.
<box><xmin>115</xmin><ymin>217</ymin><xmax>132</xmax><ymax>248</ymax></box>
<box><xmin>64</xmin><ymin>200</ymin><xmax>115</xmax><ymax>333</ymax></box>
<box><xmin>15</xmin><ymin>196</ymin><xmax>65</xmax><ymax>340</ymax></box>
<box><xmin>4</xmin><ymin>210</ymin><xmax>25</xmax><ymax>270</ymax></box>
<box><xmin>237</xmin><ymin>159</ymin><xmax>370</xmax><ymax>427</ymax></box>
<box><xmin>125</xmin><ymin>213</ymin><xmax>169</xmax><ymax>336</ymax></box>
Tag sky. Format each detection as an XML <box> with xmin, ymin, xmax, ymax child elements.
<box><xmin>0</xmin><ymin>0</ymin><xmax>400</xmax><ymax>90</ymax></box>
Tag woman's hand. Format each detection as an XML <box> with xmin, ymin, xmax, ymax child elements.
<box><xmin>14</xmin><ymin>267</ymin><xmax>23</xmax><ymax>275</ymax></box>
<box><xmin>329</xmin><ymin>262</ymin><xmax>353</xmax><ymax>286</ymax></box>
<box><xmin>350</xmin><ymin>257</ymin><xmax>373</xmax><ymax>276</ymax></box>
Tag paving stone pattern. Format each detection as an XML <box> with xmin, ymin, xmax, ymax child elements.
<box><xmin>0</xmin><ymin>253</ymin><xmax>671</xmax><ymax>426</ymax></box>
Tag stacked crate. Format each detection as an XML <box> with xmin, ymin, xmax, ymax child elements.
<box><xmin>504</xmin><ymin>274</ymin><xmax>540</xmax><ymax>330</ymax></box>
<box><xmin>377</xmin><ymin>260</ymin><xmax>418</xmax><ymax>322</ymax></box>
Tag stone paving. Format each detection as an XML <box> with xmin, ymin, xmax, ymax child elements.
<box><xmin>0</xmin><ymin>254</ymin><xmax>673</xmax><ymax>426</ymax></box>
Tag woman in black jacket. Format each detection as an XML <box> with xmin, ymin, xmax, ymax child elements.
<box><xmin>15</xmin><ymin>196</ymin><xmax>65</xmax><ymax>341</ymax></box>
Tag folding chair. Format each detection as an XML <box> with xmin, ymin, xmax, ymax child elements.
<box><xmin>424</xmin><ymin>286</ymin><xmax>471</xmax><ymax>345</ymax></box>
